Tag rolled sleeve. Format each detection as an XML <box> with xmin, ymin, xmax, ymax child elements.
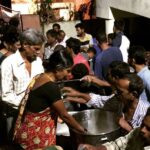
<box><xmin>1</xmin><ymin>60</ymin><xmax>23</xmax><ymax>107</ymax></box>
<box><xmin>86</xmin><ymin>93</ymin><xmax>114</xmax><ymax>108</ymax></box>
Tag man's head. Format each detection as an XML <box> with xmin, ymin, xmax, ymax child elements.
<box><xmin>75</xmin><ymin>23</ymin><xmax>85</xmax><ymax>37</ymax></box>
<box><xmin>113</xmin><ymin>19</ymin><xmax>125</xmax><ymax>33</ymax></box>
<box><xmin>96</xmin><ymin>32</ymin><xmax>108</xmax><ymax>50</ymax></box>
<box><xmin>87</xmin><ymin>47</ymin><xmax>96</xmax><ymax>59</ymax></box>
<box><xmin>2</xmin><ymin>25</ymin><xmax>20</xmax><ymax>53</ymax></box>
<box><xmin>115</xmin><ymin>73</ymin><xmax>144</xmax><ymax>104</ymax></box>
<box><xmin>57</xmin><ymin>30</ymin><xmax>66</xmax><ymax>43</ymax></box>
<box><xmin>72</xmin><ymin>63</ymin><xmax>89</xmax><ymax>79</ymax></box>
<box><xmin>46</xmin><ymin>29</ymin><xmax>58</xmax><ymax>45</ymax></box>
<box><xmin>107</xmin><ymin>61</ymin><xmax>130</xmax><ymax>84</ymax></box>
<box><xmin>66</xmin><ymin>37</ymin><xmax>81</xmax><ymax>55</ymax></box>
<box><xmin>52</xmin><ymin>23</ymin><xmax>61</xmax><ymax>32</ymax></box>
<box><xmin>140</xmin><ymin>107</ymin><xmax>150</xmax><ymax>145</ymax></box>
<box><xmin>19</xmin><ymin>28</ymin><xmax>45</xmax><ymax>62</ymax></box>
<box><xmin>128</xmin><ymin>46</ymin><xmax>146</xmax><ymax>68</ymax></box>
<box><xmin>108</xmin><ymin>33</ymin><xmax>115</xmax><ymax>46</ymax></box>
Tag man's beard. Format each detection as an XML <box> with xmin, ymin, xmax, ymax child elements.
<box><xmin>27</xmin><ymin>55</ymin><xmax>37</xmax><ymax>62</ymax></box>
<box><xmin>122</xmin><ymin>100</ymin><xmax>132</xmax><ymax>113</ymax></box>
<box><xmin>77</xmin><ymin>33</ymin><xmax>82</xmax><ymax>37</ymax></box>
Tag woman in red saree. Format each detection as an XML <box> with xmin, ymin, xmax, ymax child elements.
<box><xmin>14</xmin><ymin>50</ymin><xmax>85</xmax><ymax>149</ymax></box>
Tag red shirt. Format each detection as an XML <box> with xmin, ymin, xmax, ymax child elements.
<box><xmin>73</xmin><ymin>53</ymin><xmax>90</xmax><ymax>72</ymax></box>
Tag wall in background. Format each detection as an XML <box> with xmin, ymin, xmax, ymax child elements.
<box><xmin>44</xmin><ymin>20</ymin><xmax>80</xmax><ymax>37</ymax></box>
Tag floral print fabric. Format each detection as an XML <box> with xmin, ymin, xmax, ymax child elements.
<box><xmin>15</xmin><ymin>107</ymin><xmax>57</xmax><ymax>150</ymax></box>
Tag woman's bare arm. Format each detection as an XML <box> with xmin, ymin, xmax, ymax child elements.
<box><xmin>52</xmin><ymin>100</ymin><xmax>86</xmax><ymax>133</ymax></box>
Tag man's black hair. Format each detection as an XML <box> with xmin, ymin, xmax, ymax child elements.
<box><xmin>120</xmin><ymin>73</ymin><xmax>144</xmax><ymax>98</ymax></box>
<box><xmin>87</xmin><ymin>47</ymin><xmax>96</xmax><ymax>55</ymax></box>
<box><xmin>128</xmin><ymin>46</ymin><xmax>146</xmax><ymax>65</ymax></box>
<box><xmin>72</xmin><ymin>63</ymin><xmax>89</xmax><ymax>79</ymax></box>
<box><xmin>75</xmin><ymin>23</ymin><xmax>84</xmax><ymax>29</ymax></box>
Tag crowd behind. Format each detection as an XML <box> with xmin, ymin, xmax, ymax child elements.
<box><xmin>0</xmin><ymin>17</ymin><xmax>150</xmax><ymax>150</ymax></box>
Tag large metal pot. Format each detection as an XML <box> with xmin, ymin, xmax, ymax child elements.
<box><xmin>70</xmin><ymin>109</ymin><xmax>120</xmax><ymax>149</ymax></box>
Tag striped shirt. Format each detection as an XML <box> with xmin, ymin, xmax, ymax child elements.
<box><xmin>44</xmin><ymin>43</ymin><xmax>58</xmax><ymax>59</ymax></box>
<box><xmin>129</xmin><ymin>97</ymin><xmax>150</xmax><ymax>128</ymax></box>
<box><xmin>87</xmin><ymin>93</ymin><xmax>150</xmax><ymax>128</ymax></box>
<box><xmin>138</xmin><ymin>66</ymin><xmax>150</xmax><ymax>102</ymax></box>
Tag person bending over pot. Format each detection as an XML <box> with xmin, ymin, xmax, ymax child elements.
<box><xmin>14</xmin><ymin>50</ymin><xmax>86</xmax><ymax>149</ymax></box>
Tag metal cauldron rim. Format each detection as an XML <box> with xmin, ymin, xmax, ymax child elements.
<box><xmin>71</xmin><ymin>109</ymin><xmax>120</xmax><ymax>136</ymax></box>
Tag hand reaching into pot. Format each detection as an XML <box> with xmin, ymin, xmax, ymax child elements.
<box><xmin>65</xmin><ymin>96</ymin><xmax>87</xmax><ymax>104</ymax></box>
<box><xmin>62</xmin><ymin>87</ymin><xmax>80</xmax><ymax>97</ymax></box>
<box><xmin>62</xmin><ymin>87</ymin><xmax>91</xmax><ymax>104</ymax></box>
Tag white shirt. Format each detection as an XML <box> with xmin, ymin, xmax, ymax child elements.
<box><xmin>44</xmin><ymin>43</ymin><xmax>58</xmax><ymax>59</ymax></box>
<box><xmin>1</xmin><ymin>50</ymin><xmax>44</xmax><ymax>107</ymax></box>
<box><xmin>120</xmin><ymin>35</ymin><xmax>130</xmax><ymax>63</ymax></box>
<box><xmin>86</xmin><ymin>93</ymin><xmax>115</xmax><ymax>108</ymax></box>
<box><xmin>59</xmin><ymin>35</ymin><xmax>68</xmax><ymax>47</ymax></box>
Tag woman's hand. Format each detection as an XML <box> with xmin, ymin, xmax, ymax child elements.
<box><xmin>63</xmin><ymin>87</ymin><xmax>91</xmax><ymax>103</ymax></box>
<box><xmin>64</xmin><ymin>96</ymin><xmax>87</xmax><ymax>104</ymax></box>
<box><xmin>52</xmin><ymin>100</ymin><xmax>86</xmax><ymax>134</ymax></box>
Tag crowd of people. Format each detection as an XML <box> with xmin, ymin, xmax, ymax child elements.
<box><xmin>0</xmin><ymin>17</ymin><xmax>150</xmax><ymax>150</ymax></box>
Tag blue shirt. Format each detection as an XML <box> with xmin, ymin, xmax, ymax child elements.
<box><xmin>94</xmin><ymin>47</ymin><xmax>123</xmax><ymax>80</ymax></box>
<box><xmin>93</xmin><ymin>38</ymin><xmax>102</xmax><ymax>56</ymax></box>
<box><xmin>138</xmin><ymin>66</ymin><xmax>150</xmax><ymax>102</ymax></box>
<box><xmin>112</xmin><ymin>32</ymin><xmax>123</xmax><ymax>47</ymax></box>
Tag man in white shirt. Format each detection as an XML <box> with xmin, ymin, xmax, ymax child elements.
<box><xmin>1</xmin><ymin>28</ymin><xmax>44</xmax><ymax>139</ymax></box>
<box><xmin>57</xmin><ymin>30</ymin><xmax>68</xmax><ymax>47</ymax></box>
<box><xmin>44</xmin><ymin>29</ymin><xmax>58</xmax><ymax>60</ymax></box>
<box><xmin>112</xmin><ymin>20</ymin><xmax>130</xmax><ymax>63</ymax></box>
<box><xmin>120</xmin><ymin>35</ymin><xmax>130</xmax><ymax>62</ymax></box>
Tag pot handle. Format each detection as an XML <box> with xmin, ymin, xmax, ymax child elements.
<box><xmin>100</xmin><ymin>136</ymin><xmax>108</xmax><ymax>142</ymax></box>
<box><xmin>95</xmin><ymin>136</ymin><xmax>109</xmax><ymax>145</ymax></box>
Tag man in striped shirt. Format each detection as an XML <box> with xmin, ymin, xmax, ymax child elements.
<box><xmin>64</xmin><ymin>73</ymin><xmax>150</xmax><ymax>131</ymax></box>
<box><xmin>115</xmin><ymin>73</ymin><xmax>150</xmax><ymax>132</ymax></box>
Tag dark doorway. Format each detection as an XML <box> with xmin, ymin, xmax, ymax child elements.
<box><xmin>82</xmin><ymin>18</ymin><xmax>106</xmax><ymax>38</ymax></box>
